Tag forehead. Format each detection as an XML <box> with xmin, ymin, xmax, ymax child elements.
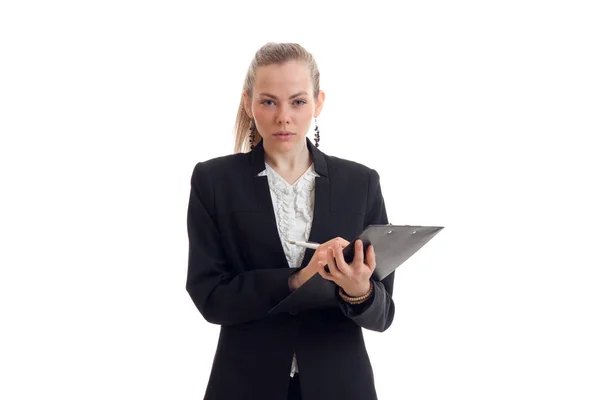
<box><xmin>254</xmin><ymin>61</ymin><xmax>313</xmax><ymax>94</ymax></box>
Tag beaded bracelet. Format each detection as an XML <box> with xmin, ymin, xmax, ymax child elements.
<box><xmin>339</xmin><ymin>281</ymin><xmax>374</xmax><ymax>304</ymax></box>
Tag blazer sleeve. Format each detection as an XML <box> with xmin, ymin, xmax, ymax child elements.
<box><xmin>185</xmin><ymin>162</ymin><xmax>297</xmax><ymax>326</ymax></box>
<box><xmin>337</xmin><ymin>168</ymin><xmax>396</xmax><ymax>332</ymax></box>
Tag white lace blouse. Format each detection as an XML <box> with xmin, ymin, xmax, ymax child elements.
<box><xmin>257</xmin><ymin>161</ymin><xmax>319</xmax><ymax>378</ymax></box>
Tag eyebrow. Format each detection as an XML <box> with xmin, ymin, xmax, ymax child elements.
<box><xmin>258</xmin><ymin>91</ymin><xmax>308</xmax><ymax>100</ymax></box>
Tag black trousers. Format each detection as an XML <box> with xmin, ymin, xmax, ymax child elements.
<box><xmin>288</xmin><ymin>374</ymin><xmax>301</xmax><ymax>400</ymax></box>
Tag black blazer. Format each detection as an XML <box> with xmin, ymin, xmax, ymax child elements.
<box><xmin>186</xmin><ymin>138</ymin><xmax>395</xmax><ymax>400</ymax></box>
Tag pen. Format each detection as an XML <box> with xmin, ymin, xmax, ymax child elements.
<box><xmin>288</xmin><ymin>240</ymin><xmax>321</xmax><ymax>250</ymax></box>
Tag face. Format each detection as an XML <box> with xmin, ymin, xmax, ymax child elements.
<box><xmin>243</xmin><ymin>60</ymin><xmax>325</xmax><ymax>152</ymax></box>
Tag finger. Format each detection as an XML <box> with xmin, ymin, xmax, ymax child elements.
<box><xmin>318</xmin><ymin>241</ymin><xmax>335</xmax><ymax>254</ymax></box>
<box><xmin>353</xmin><ymin>240</ymin><xmax>364</xmax><ymax>266</ymax></box>
<box><xmin>326</xmin><ymin>247</ymin><xmax>343</xmax><ymax>277</ymax></box>
<box><xmin>312</xmin><ymin>251</ymin><xmax>327</xmax><ymax>270</ymax></box>
<box><xmin>317</xmin><ymin>264</ymin><xmax>335</xmax><ymax>281</ymax></box>
<box><xmin>336</xmin><ymin>237</ymin><xmax>351</xmax><ymax>248</ymax></box>
<box><xmin>316</xmin><ymin>247</ymin><xmax>332</xmax><ymax>274</ymax></box>
<box><xmin>322</xmin><ymin>237</ymin><xmax>349</xmax><ymax>249</ymax></box>
<box><xmin>365</xmin><ymin>245</ymin><xmax>376</xmax><ymax>272</ymax></box>
<box><xmin>333</xmin><ymin>242</ymin><xmax>352</xmax><ymax>275</ymax></box>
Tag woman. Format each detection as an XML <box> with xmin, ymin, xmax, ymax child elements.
<box><xmin>186</xmin><ymin>42</ymin><xmax>395</xmax><ymax>400</ymax></box>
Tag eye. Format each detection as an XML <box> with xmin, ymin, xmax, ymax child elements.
<box><xmin>261</xmin><ymin>100</ymin><xmax>275</xmax><ymax>106</ymax></box>
<box><xmin>293</xmin><ymin>99</ymin><xmax>307</xmax><ymax>106</ymax></box>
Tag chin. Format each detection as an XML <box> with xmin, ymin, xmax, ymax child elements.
<box><xmin>266</xmin><ymin>136</ymin><xmax>302</xmax><ymax>147</ymax></box>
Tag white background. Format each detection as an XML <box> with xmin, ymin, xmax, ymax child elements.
<box><xmin>1</xmin><ymin>0</ymin><xmax>599</xmax><ymax>399</ymax></box>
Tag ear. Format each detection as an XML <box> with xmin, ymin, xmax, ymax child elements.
<box><xmin>314</xmin><ymin>90</ymin><xmax>325</xmax><ymax>118</ymax></box>
<box><xmin>242</xmin><ymin>90</ymin><xmax>253</xmax><ymax>119</ymax></box>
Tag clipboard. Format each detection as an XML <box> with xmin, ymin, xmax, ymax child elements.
<box><xmin>342</xmin><ymin>224</ymin><xmax>444</xmax><ymax>281</ymax></box>
<box><xmin>269</xmin><ymin>224</ymin><xmax>444</xmax><ymax>314</ymax></box>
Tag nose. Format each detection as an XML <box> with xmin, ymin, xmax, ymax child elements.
<box><xmin>275</xmin><ymin>105</ymin><xmax>291</xmax><ymax>126</ymax></box>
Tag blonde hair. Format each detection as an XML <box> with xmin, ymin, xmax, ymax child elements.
<box><xmin>233</xmin><ymin>42</ymin><xmax>321</xmax><ymax>153</ymax></box>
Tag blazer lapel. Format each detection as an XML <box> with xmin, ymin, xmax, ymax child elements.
<box><xmin>300</xmin><ymin>139</ymin><xmax>332</xmax><ymax>267</ymax></box>
<box><xmin>252</xmin><ymin>176</ymin><xmax>292</xmax><ymax>269</ymax></box>
<box><xmin>248</xmin><ymin>141</ymin><xmax>290</xmax><ymax>269</ymax></box>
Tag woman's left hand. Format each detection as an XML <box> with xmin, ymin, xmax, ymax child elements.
<box><xmin>318</xmin><ymin>239</ymin><xmax>375</xmax><ymax>297</ymax></box>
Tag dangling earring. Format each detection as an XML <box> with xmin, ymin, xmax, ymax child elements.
<box><xmin>314</xmin><ymin>118</ymin><xmax>320</xmax><ymax>148</ymax></box>
<box><xmin>248</xmin><ymin>119</ymin><xmax>256</xmax><ymax>150</ymax></box>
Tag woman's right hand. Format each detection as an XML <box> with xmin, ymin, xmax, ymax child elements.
<box><xmin>288</xmin><ymin>237</ymin><xmax>350</xmax><ymax>290</ymax></box>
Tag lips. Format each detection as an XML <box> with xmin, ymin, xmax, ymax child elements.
<box><xmin>273</xmin><ymin>131</ymin><xmax>295</xmax><ymax>141</ymax></box>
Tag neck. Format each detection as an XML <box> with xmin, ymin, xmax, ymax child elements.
<box><xmin>263</xmin><ymin>139</ymin><xmax>312</xmax><ymax>174</ymax></box>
